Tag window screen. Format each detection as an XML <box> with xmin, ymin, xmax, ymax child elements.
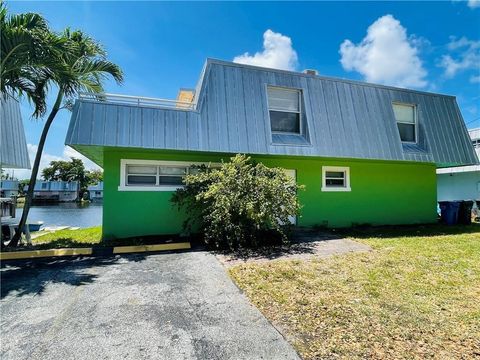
<box><xmin>126</xmin><ymin>165</ymin><xmax>157</xmax><ymax>186</ymax></box>
<box><xmin>324</xmin><ymin>171</ymin><xmax>346</xmax><ymax>188</ymax></box>
<box><xmin>393</xmin><ymin>103</ymin><xmax>416</xmax><ymax>143</ymax></box>
<box><xmin>267</xmin><ymin>87</ymin><xmax>301</xmax><ymax>134</ymax></box>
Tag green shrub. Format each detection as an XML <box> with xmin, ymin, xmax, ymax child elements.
<box><xmin>171</xmin><ymin>154</ymin><xmax>303</xmax><ymax>249</ymax></box>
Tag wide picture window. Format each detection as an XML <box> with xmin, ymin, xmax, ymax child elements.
<box><xmin>120</xmin><ymin>160</ymin><xmax>215</xmax><ymax>191</ymax></box>
<box><xmin>126</xmin><ymin>164</ymin><xmax>188</xmax><ymax>187</ymax></box>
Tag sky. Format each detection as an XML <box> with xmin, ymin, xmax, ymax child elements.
<box><xmin>5</xmin><ymin>0</ymin><xmax>480</xmax><ymax>179</ymax></box>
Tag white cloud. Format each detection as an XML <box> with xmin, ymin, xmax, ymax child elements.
<box><xmin>339</xmin><ymin>14</ymin><xmax>428</xmax><ymax>88</ymax></box>
<box><xmin>470</xmin><ymin>75</ymin><xmax>480</xmax><ymax>83</ymax></box>
<box><xmin>3</xmin><ymin>145</ymin><xmax>100</xmax><ymax>180</ymax></box>
<box><xmin>62</xmin><ymin>146</ymin><xmax>100</xmax><ymax>171</ymax></box>
<box><xmin>439</xmin><ymin>36</ymin><xmax>480</xmax><ymax>79</ymax></box>
<box><xmin>468</xmin><ymin>0</ymin><xmax>480</xmax><ymax>9</ymax></box>
<box><xmin>233</xmin><ymin>29</ymin><xmax>298</xmax><ymax>71</ymax></box>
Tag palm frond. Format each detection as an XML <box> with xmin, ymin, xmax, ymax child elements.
<box><xmin>2</xmin><ymin>4</ymin><xmax>124</xmax><ymax>116</ymax></box>
<box><xmin>0</xmin><ymin>3</ymin><xmax>58</xmax><ymax>116</ymax></box>
<box><xmin>59</xmin><ymin>30</ymin><xmax>123</xmax><ymax>98</ymax></box>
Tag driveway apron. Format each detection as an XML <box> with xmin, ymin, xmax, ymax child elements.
<box><xmin>1</xmin><ymin>252</ymin><xmax>300</xmax><ymax>360</ymax></box>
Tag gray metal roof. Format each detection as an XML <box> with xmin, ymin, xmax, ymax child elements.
<box><xmin>26</xmin><ymin>180</ymin><xmax>79</xmax><ymax>192</ymax></box>
<box><xmin>66</xmin><ymin>59</ymin><xmax>478</xmax><ymax>167</ymax></box>
<box><xmin>0</xmin><ymin>96</ymin><xmax>31</xmax><ymax>169</ymax></box>
<box><xmin>469</xmin><ymin>127</ymin><xmax>480</xmax><ymax>141</ymax></box>
<box><xmin>87</xmin><ymin>181</ymin><xmax>103</xmax><ymax>191</ymax></box>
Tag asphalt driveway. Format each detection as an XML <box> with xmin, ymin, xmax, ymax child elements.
<box><xmin>1</xmin><ymin>252</ymin><xmax>300</xmax><ymax>360</ymax></box>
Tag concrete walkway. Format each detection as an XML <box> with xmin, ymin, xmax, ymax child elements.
<box><xmin>1</xmin><ymin>252</ymin><xmax>300</xmax><ymax>360</ymax></box>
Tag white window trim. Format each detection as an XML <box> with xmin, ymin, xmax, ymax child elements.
<box><xmin>321</xmin><ymin>166</ymin><xmax>351</xmax><ymax>192</ymax></box>
<box><xmin>393</xmin><ymin>102</ymin><xmax>418</xmax><ymax>144</ymax></box>
<box><xmin>119</xmin><ymin>159</ymin><xmax>220</xmax><ymax>192</ymax></box>
<box><xmin>266</xmin><ymin>85</ymin><xmax>302</xmax><ymax>136</ymax></box>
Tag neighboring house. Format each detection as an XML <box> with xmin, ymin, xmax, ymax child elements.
<box><xmin>437</xmin><ymin>128</ymin><xmax>480</xmax><ymax>202</ymax></box>
<box><xmin>26</xmin><ymin>181</ymin><xmax>79</xmax><ymax>203</ymax></box>
<box><xmin>65</xmin><ymin>59</ymin><xmax>478</xmax><ymax>240</ymax></box>
<box><xmin>1</xmin><ymin>96</ymin><xmax>30</xmax><ymax>220</ymax></box>
<box><xmin>87</xmin><ymin>182</ymin><xmax>103</xmax><ymax>201</ymax></box>
<box><xmin>0</xmin><ymin>180</ymin><xmax>19</xmax><ymax>198</ymax></box>
<box><xmin>0</xmin><ymin>96</ymin><xmax>31</xmax><ymax>171</ymax></box>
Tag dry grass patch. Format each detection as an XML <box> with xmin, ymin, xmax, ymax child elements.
<box><xmin>229</xmin><ymin>225</ymin><xmax>480</xmax><ymax>359</ymax></box>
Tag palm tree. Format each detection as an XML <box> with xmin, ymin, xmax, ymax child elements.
<box><xmin>10</xmin><ymin>28</ymin><xmax>123</xmax><ymax>246</ymax></box>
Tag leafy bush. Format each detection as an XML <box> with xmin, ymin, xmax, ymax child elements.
<box><xmin>171</xmin><ymin>154</ymin><xmax>303</xmax><ymax>249</ymax></box>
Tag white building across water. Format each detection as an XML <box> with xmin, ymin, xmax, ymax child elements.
<box><xmin>87</xmin><ymin>182</ymin><xmax>103</xmax><ymax>201</ymax></box>
<box><xmin>0</xmin><ymin>180</ymin><xmax>19</xmax><ymax>198</ymax></box>
<box><xmin>26</xmin><ymin>181</ymin><xmax>80</xmax><ymax>203</ymax></box>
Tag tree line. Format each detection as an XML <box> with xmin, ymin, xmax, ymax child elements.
<box><xmin>41</xmin><ymin>157</ymin><xmax>103</xmax><ymax>197</ymax></box>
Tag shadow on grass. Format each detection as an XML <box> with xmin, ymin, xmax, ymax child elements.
<box><xmin>20</xmin><ymin>233</ymin><xmax>193</xmax><ymax>251</ymax></box>
<box><xmin>219</xmin><ymin>223</ymin><xmax>480</xmax><ymax>263</ymax></box>
<box><xmin>33</xmin><ymin>237</ymin><xmax>100</xmax><ymax>249</ymax></box>
<box><xmin>336</xmin><ymin>222</ymin><xmax>480</xmax><ymax>239</ymax></box>
<box><xmin>0</xmin><ymin>253</ymin><xmax>148</xmax><ymax>300</ymax></box>
<box><xmin>102</xmin><ymin>233</ymin><xmax>194</xmax><ymax>247</ymax></box>
<box><xmin>215</xmin><ymin>229</ymin><xmax>343</xmax><ymax>262</ymax></box>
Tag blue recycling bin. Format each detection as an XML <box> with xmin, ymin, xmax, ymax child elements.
<box><xmin>438</xmin><ymin>201</ymin><xmax>461</xmax><ymax>225</ymax></box>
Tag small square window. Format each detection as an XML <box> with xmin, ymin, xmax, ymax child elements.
<box><xmin>393</xmin><ymin>103</ymin><xmax>417</xmax><ymax>143</ymax></box>
<box><xmin>267</xmin><ymin>86</ymin><xmax>301</xmax><ymax>134</ymax></box>
<box><xmin>322</xmin><ymin>166</ymin><xmax>351</xmax><ymax>192</ymax></box>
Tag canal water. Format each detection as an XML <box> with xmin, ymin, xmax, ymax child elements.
<box><xmin>14</xmin><ymin>202</ymin><xmax>102</xmax><ymax>228</ymax></box>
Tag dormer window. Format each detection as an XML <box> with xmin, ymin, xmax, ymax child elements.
<box><xmin>267</xmin><ymin>86</ymin><xmax>301</xmax><ymax>134</ymax></box>
<box><xmin>393</xmin><ymin>103</ymin><xmax>417</xmax><ymax>143</ymax></box>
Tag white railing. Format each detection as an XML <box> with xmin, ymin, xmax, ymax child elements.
<box><xmin>78</xmin><ymin>92</ymin><xmax>196</xmax><ymax>110</ymax></box>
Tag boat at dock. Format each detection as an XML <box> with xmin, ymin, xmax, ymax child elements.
<box><xmin>28</xmin><ymin>221</ymin><xmax>44</xmax><ymax>232</ymax></box>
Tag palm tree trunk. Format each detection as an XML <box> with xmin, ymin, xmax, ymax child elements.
<box><xmin>9</xmin><ymin>90</ymin><xmax>64</xmax><ymax>246</ymax></box>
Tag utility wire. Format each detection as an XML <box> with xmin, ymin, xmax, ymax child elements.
<box><xmin>465</xmin><ymin>116</ymin><xmax>480</xmax><ymax>125</ymax></box>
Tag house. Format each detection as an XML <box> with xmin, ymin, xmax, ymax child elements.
<box><xmin>87</xmin><ymin>182</ymin><xmax>103</xmax><ymax>201</ymax></box>
<box><xmin>0</xmin><ymin>180</ymin><xmax>19</xmax><ymax>198</ymax></box>
<box><xmin>437</xmin><ymin>128</ymin><xmax>480</xmax><ymax>202</ymax></box>
<box><xmin>27</xmin><ymin>181</ymin><xmax>79</xmax><ymax>203</ymax></box>
<box><xmin>65</xmin><ymin>59</ymin><xmax>478</xmax><ymax>240</ymax></box>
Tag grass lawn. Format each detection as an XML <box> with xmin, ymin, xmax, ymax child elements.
<box><xmin>31</xmin><ymin>226</ymin><xmax>102</xmax><ymax>249</ymax></box>
<box><xmin>229</xmin><ymin>224</ymin><xmax>480</xmax><ymax>359</ymax></box>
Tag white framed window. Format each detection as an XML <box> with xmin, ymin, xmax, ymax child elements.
<box><xmin>321</xmin><ymin>166</ymin><xmax>351</xmax><ymax>192</ymax></box>
<box><xmin>472</xmin><ymin>139</ymin><xmax>480</xmax><ymax>149</ymax></box>
<box><xmin>267</xmin><ymin>86</ymin><xmax>302</xmax><ymax>134</ymax></box>
<box><xmin>119</xmin><ymin>159</ymin><xmax>218</xmax><ymax>191</ymax></box>
<box><xmin>393</xmin><ymin>102</ymin><xmax>417</xmax><ymax>143</ymax></box>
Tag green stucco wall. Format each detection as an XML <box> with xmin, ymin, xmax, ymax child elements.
<box><xmin>102</xmin><ymin>149</ymin><xmax>437</xmax><ymax>240</ymax></box>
